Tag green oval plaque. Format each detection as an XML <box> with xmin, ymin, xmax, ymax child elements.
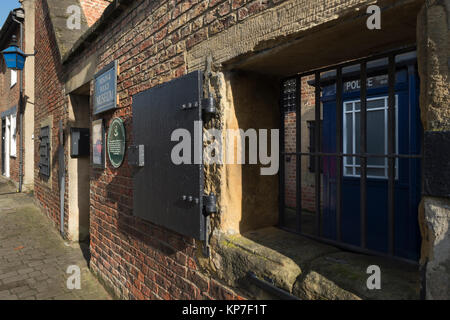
<box><xmin>107</xmin><ymin>118</ymin><xmax>126</xmax><ymax>168</ymax></box>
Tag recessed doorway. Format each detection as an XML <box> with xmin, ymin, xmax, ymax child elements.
<box><xmin>67</xmin><ymin>83</ymin><xmax>91</xmax><ymax>242</ymax></box>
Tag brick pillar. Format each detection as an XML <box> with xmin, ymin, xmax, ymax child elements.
<box><xmin>20</xmin><ymin>0</ymin><xmax>36</xmax><ymax>191</ymax></box>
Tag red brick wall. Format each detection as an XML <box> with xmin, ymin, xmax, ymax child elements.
<box><xmin>79</xmin><ymin>0</ymin><xmax>110</xmax><ymax>27</ymax></box>
<box><xmin>284</xmin><ymin>76</ymin><xmax>318</xmax><ymax>212</ymax></box>
<box><xmin>35</xmin><ymin>0</ymin><xmax>298</xmax><ymax>300</ymax></box>
<box><xmin>34</xmin><ymin>0</ymin><xmax>69</xmax><ymax>231</ymax></box>
<box><xmin>284</xmin><ymin>110</ymin><xmax>296</xmax><ymax>208</ymax></box>
<box><xmin>0</xmin><ymin>28</ymin><xmax>23</xmax><ymax>185</ymax></box>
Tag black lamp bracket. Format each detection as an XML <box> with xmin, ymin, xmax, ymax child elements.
<box><xmin>24</xmin><ymin>50</ymin><xmax>37</xmax><ymax>57</ymax></box>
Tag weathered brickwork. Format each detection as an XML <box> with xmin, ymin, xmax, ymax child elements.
<box><xmin>34</xmin><ymin>0</ymin><xmax>69</xmax><ymax>231</ymax></box>
<box><xmin>37</xmin><ymin>0</ymin><xmax>272</xmax><ymax>300</ymax></box>
<box><xmin>79</xmin><ymin>0</ymin><xmax>110</xmax><ymax>27</ymax></box>
<box><xmin>33</xmin><ymin>0</ymin><xmax>440</xmax><ymax>300</ymax></box>
<box><xmin>75</xmin><ymin>1</ymin><xmax>312</xmax><ymax>299</ymax></box>
<box><xmin>61</xmin><ymin>0</ymin><xmax>305</xmax><ymax>300</ymax></box>
<box><xmin>69</xmin><ymin>1</ymin><xmax>258</xmax><ymax>299</ymax></box>
<box><xmin>284</xmin><ymin>76</ymin><xmax>319</xmax><ymax>212</ymax></box>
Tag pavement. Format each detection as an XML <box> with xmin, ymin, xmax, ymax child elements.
<box><xmin>0</xmin><ymin>176</ymin><xmax>112</xmax><ymax>300</ymax></box>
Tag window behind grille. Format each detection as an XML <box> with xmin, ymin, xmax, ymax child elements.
<box><xmin>279</xmin><ymin>48</ymin><xmax>422</xmax><ymax>262</ymax></box>
<box><xmin>39</xmin><ymin>126</ymin><xmax>50</xmax><ymax>177</ymax></box>
<box><xmin>308</xmin><ymin>120</ymin><xmax>323</xmax><ymax>173</ymax></box>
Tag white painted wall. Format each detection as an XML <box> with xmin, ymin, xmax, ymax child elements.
<box><xmin>4</xmin><ymin>116</ymin><xmax>10</xmax><ymax>178</ymax></box>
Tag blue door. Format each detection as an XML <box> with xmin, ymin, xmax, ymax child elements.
<box><xmin>321</xmin><ymin>64</ymin><xmax>421</xmax><ymax>260</ymax></box>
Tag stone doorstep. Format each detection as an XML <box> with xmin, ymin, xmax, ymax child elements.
<box><xmin>0</xmin><ymin>177</ymin><xmax>17</xmax><ymax>193</ymax></box>
<box><xmin>212</xmin><ymin>227</ymin><xmax>421</xmax><ymax>300</ymax></box>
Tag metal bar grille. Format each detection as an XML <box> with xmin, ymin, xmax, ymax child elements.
<box><xmin>295</xmin><ymin>77</ymin><xmax>302</xmax><ymax>233</ymax></box>
<box><xmin>279</xmin><ymin>47</ymin><xmax>421</xmax><ymax>263</ymax></box>
<box><xmin>289</xmin><ymin>46</ymin><xmax>415</xmax><ymax>78</ymax></box>
<box><xmin>280</xmin><ymin>78</ymin><xmax>298</xmax><ymax>227</ymax></box>
<box><xmin>387</xmin><ymin>54</ymin><xmax>396</xmax><ymax>256</ymax></box>
<box><xmin>279</xmin><ymin>81</ymin><xmax>286</xmax><ymax>228</ymax></box>
<box><xmin>360</xmin><ymin>61</ymin><xmax>368</xmax><ymax>249</ymax></box>
<box><xmin>336</xmin><ymin>67</ymin><xmax>343</xmax><ymax>241</ymax></box>
<box><xmin>314</xmin><ymin>71</ymin><xmax>322</xmax><ymax>237</ymax></box>
<box><xmin>282</xmin><ymin>152</ymin><xmax>421</xmax><ymax>158</ymax></box>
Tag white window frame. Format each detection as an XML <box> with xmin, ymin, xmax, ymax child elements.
<box><xmin>343</xmin><ymin>95</ymin><xmax>398</xmax><ymax>179</ymax></box>
<box><xmin>4</xmin><ymin>116</ymin><xmax>10</xmax><ymax>177</ymax></box>
<box><xmin>11</xmin><ymin>70</ymin><xmax>17</xmax><ymax>88</ymax></box>
<box><xmin>10</xmin><ymin>114</ymin><xmax>17</xmax><ymax>157</ymax></box>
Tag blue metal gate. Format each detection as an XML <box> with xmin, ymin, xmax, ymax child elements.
<box><xmin>321</xmin><ymin>62</ymin><xmax>421</xmax><ymax>260</ymax></box>
<box><xmin>280</xmin><ymin>48</ymin><xmax>422</xmax><ymax>262</ymax></box>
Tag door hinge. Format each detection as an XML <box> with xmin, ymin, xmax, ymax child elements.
<box><xmin>202</xmin><ymin>192</ymin><xmax>217</xmax><ymax>258</ymax></box>
<box><xmin>179</xmin><ymin>96</ymin><xmax>216</xmax><ymax>115</ymax></box>
<box><xmin>201</xmin><ymin>95</ymin><xmax>216</xmax><ymax>115</ymax></box>
<box><xmin>203</xmin><ymin>192</ymin><xmax>217</xmax><ymax>216</ymax></box>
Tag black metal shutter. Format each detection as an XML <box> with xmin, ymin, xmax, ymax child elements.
<box><xmin>131</xmin><ymin>71</ymin><xmax>205</xmax><ymax>240</ymax></box>
<box><xmin>39</xmin><ymin>126</ymin><xmax>50</xmax><ymax>177</ymax></box>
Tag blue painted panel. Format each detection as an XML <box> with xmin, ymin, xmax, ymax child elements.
<box><xmin>321</xmin><ymin>67</ymin><xmax>421</xmax><ymax>260</ymax></box>
<box><xmin>94</xmin><ymin>61</ymin><xmax>118</xmax><ymax>115</ymax></box>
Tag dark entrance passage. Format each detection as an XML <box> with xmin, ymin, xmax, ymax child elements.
<box><xmin>68</xmin><ymin>83</ymin><xmax>91</xmax><ymax>243</ymax></box>
<box><xmin>280</xmin><ymin>48</ymin><xmax>422</xmax><ymax>262</ymax></box>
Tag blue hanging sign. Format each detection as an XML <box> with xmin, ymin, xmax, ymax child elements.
<box><xmin>94</xmin><ymin>60</ymin><xmax>118</xmax><ymax>115</ymax></box>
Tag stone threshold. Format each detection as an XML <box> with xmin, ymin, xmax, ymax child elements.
<box><xmin>211</xmin><ymin>227</ymin><xmax>421</xmax><ymax>300</ymax></box>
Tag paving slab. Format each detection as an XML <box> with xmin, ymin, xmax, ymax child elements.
<box><xmin>0</xmin><ymin>176</ymin><xmax>112</xmax><ymax>300</ymax></box>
